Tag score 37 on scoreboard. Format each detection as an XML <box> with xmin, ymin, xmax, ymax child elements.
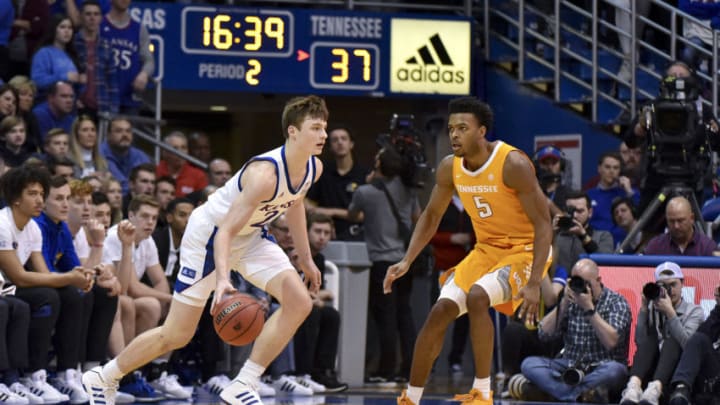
<box><xmin>132</xmin><ymin>3</ymin><xmax>472</xmax><ymax>96</ymax></box>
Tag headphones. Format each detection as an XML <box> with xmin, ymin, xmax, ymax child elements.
<box><xmin>611</xmin><ymin>196</ymin><xmax>638</xmax><ymax>225</ymax></box>
<box><xmin>533</xmin><ymin>145</ymin><xmax>566</xmax><ymax>171</ymax></box>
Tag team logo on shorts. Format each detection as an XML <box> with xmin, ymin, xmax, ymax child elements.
<box><xmin>181</xmin><ymin>267</ymin><xmax>197</xmax><ymax>279</ymax></box>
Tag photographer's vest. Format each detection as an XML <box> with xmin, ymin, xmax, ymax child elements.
<box><xmin>453</xmin><ymin>141</ymin><xmax>534</xmax><ymax>247</ymax></box>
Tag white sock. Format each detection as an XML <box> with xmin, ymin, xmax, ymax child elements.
<box><xmin>472</xmin><ymin>377</ymin><xmax>491</xmax><ymax>399</ymax></box>
<box><xmin>101</xmin><ymin>360</ymin><xmax>125</xmax><ymax>382</ymax></box>
<box><xmin>406</xmin><ymin>385</ymin><xmax>424</xmax><ymax>404</ymax></box>
<box><xmin>236</xmin><ymin>360</ymin><xmax>265</xmax><ymax>387</ymax></box>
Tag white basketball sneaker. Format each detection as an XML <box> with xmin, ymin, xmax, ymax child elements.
<box><xmin>81</xmin><ymin>366</ymin><xmax>118</xmax><ymax>405</ymax></box>
<box><xmin>20</xmin><ymin>370</ymin><xmax>69</xmax><ymax>405</ymax></box>
<box><xmin>220</xmin><ymin>378</ymin><xmax>264</xmax><ymax>405</ymax></box>
<box><xmin>272</xmin><ymin>375</ymin><xmax>312</xmax><ymax>396</ymax></box>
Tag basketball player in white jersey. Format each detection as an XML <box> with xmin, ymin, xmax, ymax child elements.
<box><xmin>82</xmin><ymin>95</ymin><xmax>328</xmax><ymax>405</ymax></box>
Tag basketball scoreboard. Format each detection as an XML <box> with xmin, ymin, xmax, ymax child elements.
<box><xmin>133</xmin><ymin>3</ymin><xmax>472</xmax><ymax>96</ymax></box>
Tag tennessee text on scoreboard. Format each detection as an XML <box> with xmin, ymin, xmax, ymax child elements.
<box><xmin>132</xmin><ymin>3</ymin><xmax>472</xmax><ymax>96</ymax></box>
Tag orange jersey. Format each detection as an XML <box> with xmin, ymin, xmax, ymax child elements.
<box><xmin>453</xmin><ymin>141</ymin><xmax>534</xmax><ymax>247</ymax></box>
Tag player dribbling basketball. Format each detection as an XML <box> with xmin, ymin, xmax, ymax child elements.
<box><xmin>82</xmin><ymin>96</ymin><xmax>328</xmax><ymax>405</ymax></box>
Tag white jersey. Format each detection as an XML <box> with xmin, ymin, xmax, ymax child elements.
<box><xmin>200</xmin><ymin>146</ymin><xmax>317</xmax><ymax>236</ymax></box>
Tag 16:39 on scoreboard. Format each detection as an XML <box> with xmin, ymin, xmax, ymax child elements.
<box><xmin>133</xmin><ymin>3</ymin><xmax>472</xmax><ymax>96</ymax></box>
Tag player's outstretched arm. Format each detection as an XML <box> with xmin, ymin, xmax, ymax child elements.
<box><xmin>212</xmin><ymin>161</ymin><xmax>277</xmax><ymax>310</ymax></box>
<box><xmin>383</xmin><ymin>155</ymin><xmax>455</xmax><ymax>294</ymax></box>
<box><xmin>504</xmin><ymin>151</ymin><xmax>553</xmax><ymax>325</ymax></box>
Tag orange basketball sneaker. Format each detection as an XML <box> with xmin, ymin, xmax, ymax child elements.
<box><xmin>453</xmin><ymin>389</ymin><xmax>494</xmax><ymax>405</ymax></box>
<box><xmin>397</xmin><ymin>390</ymin><xmax>416</xmax><ymax>405</ymax></box>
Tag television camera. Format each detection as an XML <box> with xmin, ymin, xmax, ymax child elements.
<box><xmin>642</xmin><ymin>74</ymin><xmax>711</xmax><ymax>182</ymax></box>
<box><xmin>376</xmin><ymin>114</ymin><xmax>430</xmax><ymax>188</ymax></box>
<box><xmin>617</xmin><ymin>74</ymin><xmax>713</xmax><ymax>253</ymax></box>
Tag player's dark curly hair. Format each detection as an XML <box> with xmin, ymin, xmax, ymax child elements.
<box><xmin>448</xmin><ymin>97</ymin><xmax>494</xmax><ymax>133</ymax></box>
<box><xmin>1</xmin><ymin>165</ymin><xmax>51</xmax><ymax>205</ymax></box>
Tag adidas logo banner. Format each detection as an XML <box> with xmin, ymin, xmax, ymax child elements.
<box><xmin>390</xmin><ymin>19</ymin><xmax>470</xmax><ymax>95</ymax></box>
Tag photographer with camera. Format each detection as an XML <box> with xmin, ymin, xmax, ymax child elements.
<box><xmin>623</xmin><ymin>61</ymin><xmax>720</xmax><ymax>236</ymax></box>
<box><xmin>348</xmin><ymin>146</ymin><xmax>421</xmax><ymax>384</ymax></box>
<box><xmin>520</xmin><ymin>258</ymin><xmax>632</xmax><ymax>402</ymax></box>
<box><xmin>667</xmin><ymin>285</ymin><xmax>720</xmax><ymax>405</ymax></box>
<box><xmin>553</xmin><ymin>191</ymin><xmax>614</xmax><ymax>273</ymax></box>
<box><xmin>620</xmin><ymin>262</ymin><xmax>705</xmax><ymax>405</ymax></box>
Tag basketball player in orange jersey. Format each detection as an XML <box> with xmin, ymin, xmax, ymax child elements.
<box><xmin>385</xmin><ymin>97</ymin><xmax>553</xmax><ymax>405</ymax></box>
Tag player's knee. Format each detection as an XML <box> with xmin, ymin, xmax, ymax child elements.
<box><xmin>467</xmin><ymin>286</ymin><xmax>491</xmax><ymax>312</ymax></box>
<box><xmin>429</xmin><ymin>299</ymin><xmax>460</xmax><ymax>323</ymax></box>
<box><xmin>286</xmin><ymin>289</ymin><xmax>313</xmax><ymax>318</ymax></box>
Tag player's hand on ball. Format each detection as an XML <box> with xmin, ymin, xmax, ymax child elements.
<box><xmin>384</xmin><ymin>261</ymin><xmax>409</xmax><ymax>294</ymax></box>
<box><xmin>211</xmin><ymin>278</ymin><xmax>237</xmax><ymax>315</ymax></box>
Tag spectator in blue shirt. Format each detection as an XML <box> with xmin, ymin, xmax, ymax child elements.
<box><xmin>33</xmin><ymin>175</ymin><xmax>119</xmax><ymax>402</ymax></box>
<box><xmin>30</xmin><ymin>15</ymin><xmax>84</xmax><ymax>96</ymax></box>
<box><xmin>587</xmin><ymin>152</ymin><xmax>639</xmax><ymax>243</ymax></box>
<box><xmin>100</xmin><ymin>117</ymin><xmax>150</xmax><ymax>194</ymax></box>
<box><xmin>32</xmin><ymin>81</ymin><xmax>76</xmax><ymax>140</ymax></box>
<box><xmin>520</xmin><ymin>258</ymin><xmax>632</xmax><ymax>403</ymax></box>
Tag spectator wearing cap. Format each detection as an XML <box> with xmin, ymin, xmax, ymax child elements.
<box><xmin>587</xmin><ymin>152</ymin><xmax>639</xmax><ymax>242</ymax></box>
<box><xmin>619</xmin><ymin>262</ymin><xmax>704</xmax><ymax>405</ymax></box>
<box><xmin>643</xmin><ymin>196</ymin><xmax>717</xmax><ymax>256</ymax></box>
<box><xmin>534</xmin><ymin>145</ymin><xmax>572</xmax><ymax>211</ymax></box>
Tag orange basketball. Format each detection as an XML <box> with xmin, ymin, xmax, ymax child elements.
<box><xmin>211</xmin><ymin>293</ymin><xmax>266</xmax><ymax>346</ymax></box>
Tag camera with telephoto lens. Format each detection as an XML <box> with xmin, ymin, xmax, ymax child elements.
<box><xmin>643</xmin><ymin>282</ymin><xmax>672</xmax><ymax>301</ymax></box>
<box><xmin>561</xmin><ymin>363</ymin><xmax>595</xmax><ymax>386</ymax></box>
<box><xmin>568</xmin><ymin>275</ymin><xmax>589</xmax><ymax>294</ymax></box>
<box><xmin>557</xmin><ymin>206</ymin><xmax>576</xmax><ymax>231</ymax></box>
<box><xmin>376</xmin><ymin>114</ymin><xmax>429</xmax><ymax>188</ymax></box>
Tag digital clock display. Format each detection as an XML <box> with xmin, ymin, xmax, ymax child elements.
<box><xmin>135</xmin><ymin>2</ymin><xmax>472</xmax><ymax>96</ymax></box>
<box><xmin>182</xmin><ymin>7</ymin><xmax>293</xmax><ymax>57</ymax></box>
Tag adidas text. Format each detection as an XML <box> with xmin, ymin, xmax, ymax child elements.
<box><xmin>396</xmin><ymin>66</ymin><xmax>465</xmax><ymax>84</ymax></box>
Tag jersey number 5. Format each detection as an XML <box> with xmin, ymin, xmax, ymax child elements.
<box><xmin>472</xmin><ymin>196</ymin><xmax>493</xmax><ymax>218</ymax></box>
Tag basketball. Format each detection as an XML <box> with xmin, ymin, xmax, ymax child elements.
<box><xmin>212</xmin><ymin>293</ymin><xmax>266</xmax><ymax>346</ymax></box>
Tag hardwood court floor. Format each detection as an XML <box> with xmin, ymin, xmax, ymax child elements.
<box><xmin>155</xmin><ymin>376</ymin><xmax>586</xmax><ymax>405</ymax></box>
